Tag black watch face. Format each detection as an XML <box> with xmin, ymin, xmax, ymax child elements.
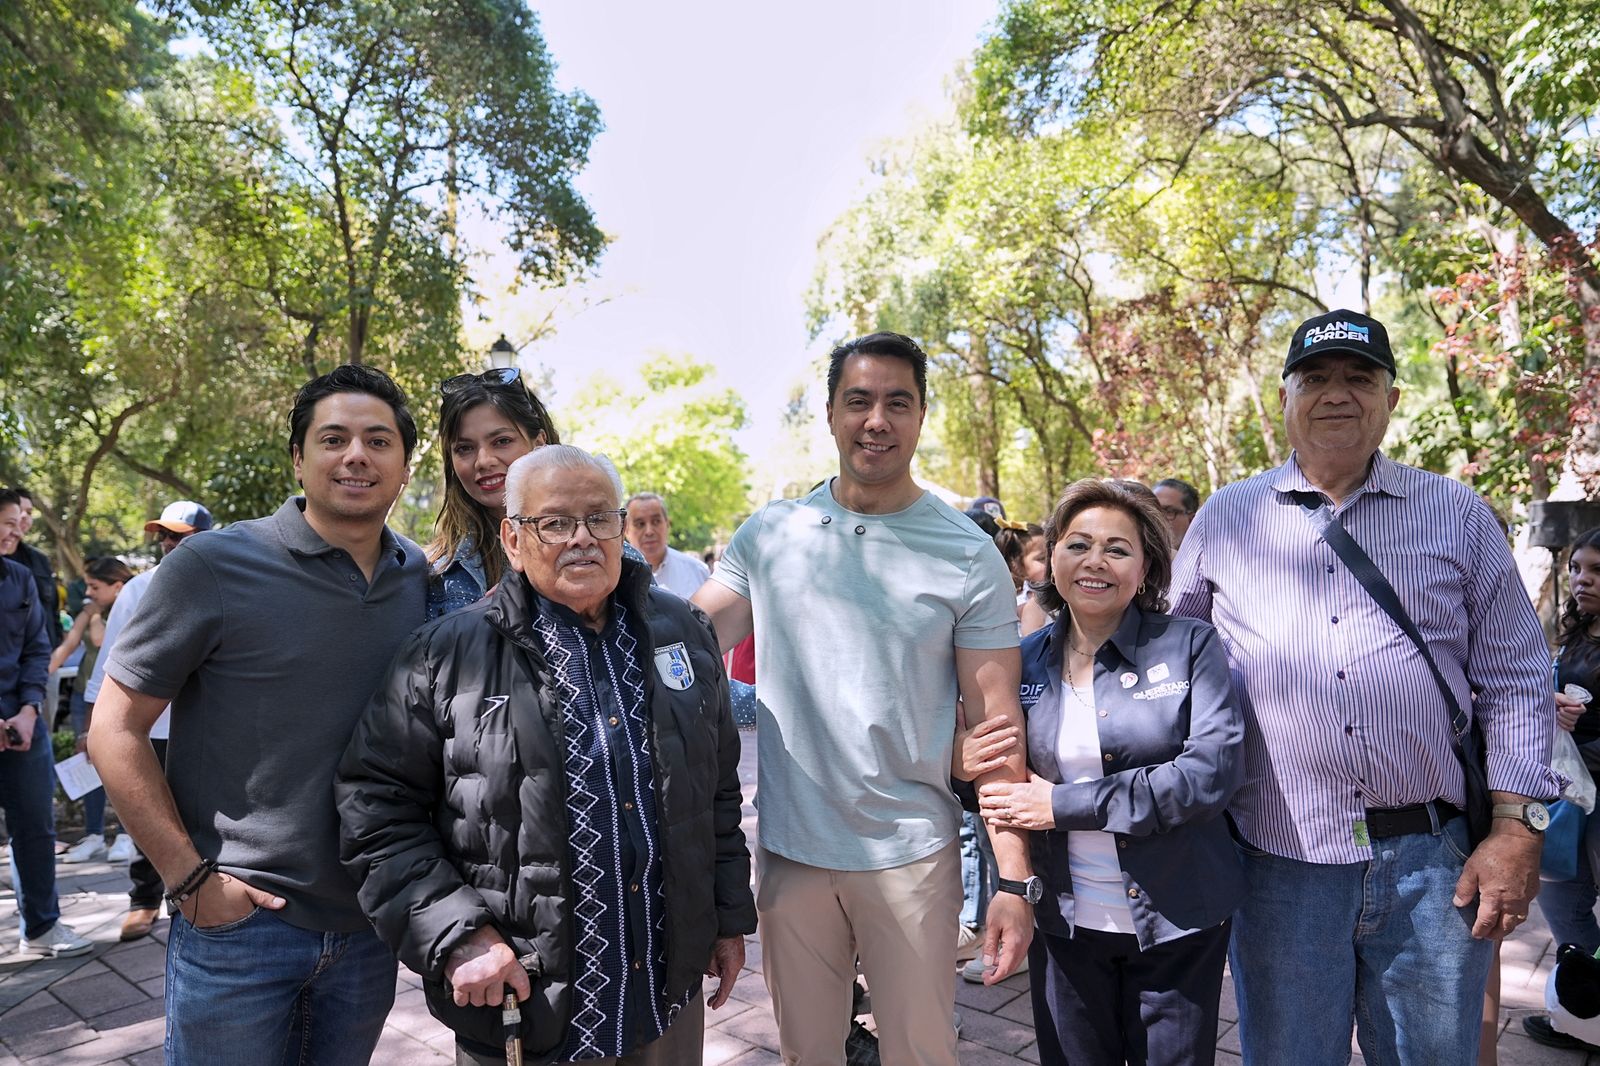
<box><xmin>1025</xmin><ymin>877</ymin><xmax>1043</xmax><ymax>904</ymax></box>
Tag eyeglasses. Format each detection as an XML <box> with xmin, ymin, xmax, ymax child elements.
<box><xmin>1158</xmin><ymin>506</ymin><xmax>1192</xmax><ymax>520</ymax></box>
<box><xmin>155</xmin><ymin>529</ymin><xmax>187</xmax><ymax>545</ymax></box>
<box><xmin>508</xmin><ymin>509</ymin><xmax>628</xmax><ymax>545</ymax></box>
<box><xmin>440</xmin><ymin>367</ymin><xmax>522</xmax><ymax>395</ymax></box>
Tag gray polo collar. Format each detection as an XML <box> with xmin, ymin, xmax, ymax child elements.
<box><xmin>270</xmin><ymin>496</ymin><xmax>407</xmax><ymax>564</ymax></box>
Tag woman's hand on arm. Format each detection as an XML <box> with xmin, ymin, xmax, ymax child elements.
<box><xmin>979</xmin><ymin>773</ymin><xmax>1057</xmax><ymax>830</ymax></box>
<box><xmin>953</xmin><ymin>713</ymin><xmax>1021</xmax><ymax>782</ymax></box>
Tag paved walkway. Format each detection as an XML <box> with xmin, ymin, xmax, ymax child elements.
<box><xmin>0</xmin><ymin>736</ymin><xmax>1591</xmax><ymax>1064</ymax></box>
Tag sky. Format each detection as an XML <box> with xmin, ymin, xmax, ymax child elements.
<box><xmin>462</xmin><ymin>3</ymin><xmax>1001</xmax><ymax>468</ymax></box>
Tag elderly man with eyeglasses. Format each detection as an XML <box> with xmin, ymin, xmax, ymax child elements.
<box><xmin>338</xmin><ymin>443</ymin><xmax>754</xmax><ymax>1066</ymax></box>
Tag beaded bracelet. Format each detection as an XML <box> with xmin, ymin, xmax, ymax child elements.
<box><xmin>164</xmin><ymin>858</ymin><xmax>219</xmax><ymax>910</ymax></box>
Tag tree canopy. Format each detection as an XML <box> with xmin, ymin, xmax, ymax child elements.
<box><xmin>811</xmin><ymin>0</ymin><xmax>1600</xmax><ymax>519</ymax></box>
<box><xmin>567</xmin><ymin>355</ymin><xmax>752</xmax><ymax>553</ymax></box>
<box><xmin>0</xmin><ymin>0</ymin><xmax>603</xmax><ymax>572</ymax></box>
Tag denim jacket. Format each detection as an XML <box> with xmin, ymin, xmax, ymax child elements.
<box><xmin>1023</xmin><ymin>605</ymin><xmax>1246</xmax><ymax>949</ymax></box>
<box><xmin>426</xmin><ymin>539</ymin><xmax>489</xmax><ymax>620</ymax></box>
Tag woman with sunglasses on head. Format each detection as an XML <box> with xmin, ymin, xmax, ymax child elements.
<box><xmin>426</xmin><ymin>366</ymin><xmax>558</xmax><ymax>619</ymax></box>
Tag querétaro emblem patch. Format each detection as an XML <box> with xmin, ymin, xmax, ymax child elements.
<box><xmin>654</xmin><ymin>642</ymin><xmax>695</xmax><ymax>691</ymax></box>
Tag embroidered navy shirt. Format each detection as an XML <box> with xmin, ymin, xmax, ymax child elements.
<box><xmin>528</xmin><ymin>592</ymin><xmax>678</xmax><ymax>1061</ymax></box>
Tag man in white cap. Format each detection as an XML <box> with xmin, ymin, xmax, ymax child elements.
<box><xmin>82</xmin><ymin>499</ymin><xmax>214</xmax><ymax>940</ymax></box>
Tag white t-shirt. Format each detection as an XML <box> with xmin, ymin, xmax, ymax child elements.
<box><xmin>713</xmin><ymin>481</ymin><xmax>1021</xmax><ymax>870</ymax></box>
<box><xmin>85</xmin><ymin>569</ymin><xmax>171</xmax><ymax>739</ymax></box>
<box><xmin>1058</xmin><ymin>679</ymin><xmax>1135</xmax><ymax>933</ymax></box>
<box><xmin>652</xmin><ymin>547</ymin><xmax>711</xmax><ymax>600</ymax></box>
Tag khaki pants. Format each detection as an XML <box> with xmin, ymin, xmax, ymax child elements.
<box><xmin>454</xmin><ymin>992</ymin><xmax>703</xmax><ymax>1065</ymax></box>
<box><xmin>757</xmin><ymin>842</ymin><xmax>961</xmax><ymax>1066</ymax></box>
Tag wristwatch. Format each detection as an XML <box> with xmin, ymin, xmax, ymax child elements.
<box><xmin>996</xmin><ymin>876</ymin><xmax>1044</xmax><ymax>904</ymax></box>
<box><xmin>1491</xmin><ymin>801</ymin><xmax>1551</xmax><ymax>833</ymax></box>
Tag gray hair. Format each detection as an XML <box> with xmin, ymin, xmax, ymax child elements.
<box><xmin>625</xmin><ymin>492</ymin><xmax>667</xmax><ymax>520</ymax></box>
<box><xmin>505</xmin><ymin>444</ymin><xmax>625</xmax><ymax>517</ymax></box>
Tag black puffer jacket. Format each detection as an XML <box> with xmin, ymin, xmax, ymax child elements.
<box><xmin>336</xmin><ymin>557</ymin><xmax>754</xmax><ymax>1057</ymax></box>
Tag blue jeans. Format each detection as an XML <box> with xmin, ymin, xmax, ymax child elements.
<box><xmin>1230</xmin><ymin>813</ymin><xmax>1491</xmax><ymax>1066</ymax></box>
<box><xmin>1534</xmin><ymin>805</ymin><xmax>1600</xmax><ymax>953</ymax></box>
<box><xmin>959</xmin><ymin>810</ymin><xmax>995</xmax><ymax>928</ymax></box>
<box><xmin>69</xmin><ymin>689</ymin><xmax>105</xmax><ymax>836</ymax></box>
<box><xmin>166</xmin><ymin>907</ymin><xmax>397</xmax><ymax>1065</ymax></box>
<box><xmin>0</xmin><ymin>714</ymin><xmax>61</xmax><ymax>939</ymax></box>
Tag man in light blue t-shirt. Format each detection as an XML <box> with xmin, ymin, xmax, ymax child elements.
<box><xmin>695</xmin><ymin>331</ymin><xmax>1037</xmax><ymax>1066</ymax></box>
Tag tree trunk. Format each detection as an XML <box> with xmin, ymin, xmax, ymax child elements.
<box><xmin>965</xmin><ymin>334</ymin><xmax>1002</xmax><ymax>499</ymax></box>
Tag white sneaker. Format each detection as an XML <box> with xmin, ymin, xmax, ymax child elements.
<box><xmin>60</xmin><ymin>835</ymin><xmax>106</xmax><ymax>863</ymax></box>
<box><xmin>18</xmin><ymin>923</ymin><xmax>93</xmax><ymax>958</ymax></box>
<box><xmin>955</xmin><ymin>923</ymin><xmax>982</xmax><ymax>961</ymax></box>
<box><xmin>107</xmin><ymin>834</ymin><xmax>138</xmax><ymax>862</ymax></box>
<box><xmin>962</xmin><ymin>952</ymin><xmax>1028</xmax><ymax>983</ymax></box>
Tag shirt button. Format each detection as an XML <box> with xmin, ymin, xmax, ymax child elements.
<box><xmin>1326</xmin><ymin>564</ymin><xmax>1335</xmax><ymax>574</ymax></box>
<box><xmin>348</xmin><ymin>574</ymin><xmax>358</xmax><ymax>582</ymax></box>
<box><xmin>821</xmin><ymin>515</ymin><xmax>832</xmax><ymax>525</ymax></box>
<box><xmin>1127</xmin><ymin>888</ymin><xmax>1140</xmax><ymax>899</ymax></box>
<box><xmin>624</xmin><ymin>801</ymin><xmax>635</xmax><ymax>811</ymax></box>
<box><xmin>608</xmin><ymin>716</ymin><xmax>619</xmax><ymax>727</ymax></box>
<box><xmin>1331</xmin><ymin>616</ymin><xmax>1339</xmax><ymax>624</ymax></box>
<box><xmin>1118</xmin><ymin>840</ymin><xmax>1127</xmax><ymax>849</ymax></box>
<box><xmin>1345</xmin><ymin>725</ymin><xmax>1354</xmax><ymax>734</ymax></box>
<box><xmin>632</xmin><ymin>960</ymin><xmax>642</xmax><ymax>971</ymax></box>
<box><xmin>854</xmin><ymin>525</ymin><xmax>866</xmax><ymax>535</ymax></box>
<box><xmin>332</xmin><ymin>550</ymin><xmax>343</xmax><ymax>558</ymax></box>
<box><xmin>1336</xmin><ymin>671</ymin><xmax>1346</xmax><ymax>680</ymax></box>
<box><xmin>630</xmin><ymin>883</ymin><xmax>639</xmax><ymax>893</ymax></box>
<box><xmin>1098</xmin><ymin>710</ymin><xmax>1108</xmax><ymax>718</ymax></box>
<box><xmin>1103</xmin><ymin>753</ymin><xmax>1114</xmax><ymax>763</ymax></box>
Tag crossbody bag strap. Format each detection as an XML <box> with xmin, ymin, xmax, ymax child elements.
<box><xmin>1290</xmin><ymin>491</ymin><xmax>1470</xmax><ymax>742</ymax></box>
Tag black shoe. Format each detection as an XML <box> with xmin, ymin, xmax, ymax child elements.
<box><xmin>1523</xmin><ymin>1013</ymin><xmax>1600</xmax><ymax>1052</ymax></box>
<box><xmin>844</xmin><ymin>1021</ymin><xmax>881</xmax><ymax>1066</ymax></box>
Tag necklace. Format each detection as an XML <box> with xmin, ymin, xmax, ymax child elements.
<box><xmin>1064</xmin><ymin>642</ymin><xmax>1097</xmax><ymax>709</ymax></box>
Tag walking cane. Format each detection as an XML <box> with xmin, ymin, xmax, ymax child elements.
<box><xmin>503</xmin><ymin>989</ymin><xmax>524</xmax><ymax>1066</ymax></box>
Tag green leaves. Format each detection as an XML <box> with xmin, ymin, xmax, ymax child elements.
<box><xmin>0</xmin><ymin>0</ymin><xmax>603</xmax><ymax>572</ymax></box>
<box><xmin>567</xmin><ymin>355</ymin><xmax>752</xmax><ymax>553</ymax></box>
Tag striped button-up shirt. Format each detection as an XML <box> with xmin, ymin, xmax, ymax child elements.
<box><xmin>1169</xmin><ymin>452</ymin><xmax>1559</xmax><ymax>863</ymax></box>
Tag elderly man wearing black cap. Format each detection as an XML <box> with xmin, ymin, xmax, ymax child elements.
<box><xmin>1166</xmin><ymin>309</ymin><xmax>1560</xmax><ymax>1065</ymax></box>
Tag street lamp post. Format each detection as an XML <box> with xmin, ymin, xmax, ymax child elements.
<box><xmin>488</xmin><ymin>334</ymin><xmax>517</xmax><ymax>370</ymax></box>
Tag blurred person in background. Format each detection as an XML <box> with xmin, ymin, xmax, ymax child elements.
<box><xmin>625</xmin><ymin>492</ymin><xmax>711</xmax><ymax>599</ymax></box>
<box><xmin>83</xmin><ymin>500</ymin><xmax>214</xmax><ymax>937</ymax></box>
<box><xmin>1153</xmin><ymin>479</ymin><xmax>1201</xmax><ymax>550</ymax></box>
<box><xmin>4</xmin><ymin>487</ymin><xmax>61</xmax><ymax>647</ymax></box>
<box><xmin>1522</xmin><ymin>526</ymin><xmax>1600</xmax><ymax>1054</ymax></box>
<box><xmin>0</xmin><ymin>488</ymin><xmax>92</xmax><ymax>957</ymax></box>
<box><xmin>51</xmin><ymin>556</ymin><xmax>134</xmax><ymax>863</ymax></box>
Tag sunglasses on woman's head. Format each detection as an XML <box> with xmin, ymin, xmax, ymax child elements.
<box><xmin>440</xmin><ymin>367</ymin><xmax>522</xmax><ymax>395</ymax></box>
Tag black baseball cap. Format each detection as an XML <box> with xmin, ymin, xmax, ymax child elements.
<box><xmin>1283</xmin><ymin>309</ymin><xmax>1396</xmax><ymax>379</ymax></box>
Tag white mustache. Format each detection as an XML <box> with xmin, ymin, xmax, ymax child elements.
<box><xmin>558</xmin><ymin>547</ymin><xmax>605</xmax><ymax>568</ymax></box>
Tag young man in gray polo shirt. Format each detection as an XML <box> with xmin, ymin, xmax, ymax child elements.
<box><xmin>91</xmin><ymin>365</ymin><xmax>427</xmax><ymax>1065</ymax></box>
<box><xmin>695</xmin><ymin>332</ymin><xmax>1037</xmax><ymax>1065</ymax></box>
